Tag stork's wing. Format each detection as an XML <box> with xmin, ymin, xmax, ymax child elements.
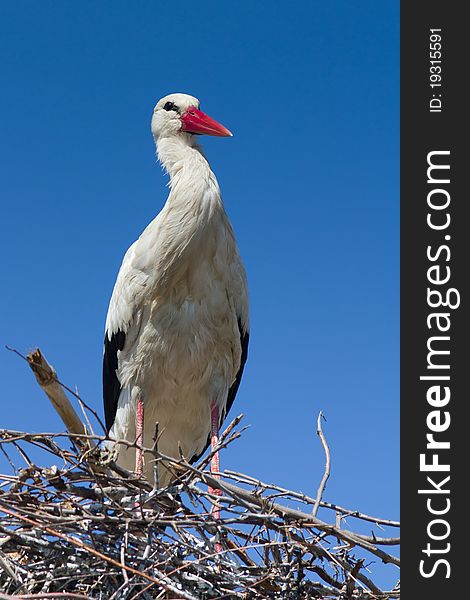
<box><xmin>189</xmin><ymin>318</ymin><xmax>249</xmax><ymax>465</ymax></box>
<box><xmin>102</xmin><ymin>227</ymin><xmax>157</xmax><ymax>432</ymax></box>
<box><xmin>103</xmin><ymin>329</ymin><xmax>126</xmax><ymax>432</ymax></box>
<box><xmin>225</xmin><ymin>319</ymin><xmax>249</xmax><ymax>421</ymax></box>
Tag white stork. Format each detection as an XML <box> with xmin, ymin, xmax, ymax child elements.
<box><xmin>103</xmin><ymin>93</ymin><xmax>249</xmax><ymax>492</ymax></box>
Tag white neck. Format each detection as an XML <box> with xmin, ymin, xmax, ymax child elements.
<box><xmin>150</xmin><ymin>134</ymin><xmax>230</xmax><ymax>292</ymax></box>
<box><xmin>156</xmin><ymin>133</ymin><xmax>206</xmax><ymax>180</ymax></box>
<box><xmin>155</xmin><ymin>133</ymin><xmax>223</xmax><ymax>220</ymax></box>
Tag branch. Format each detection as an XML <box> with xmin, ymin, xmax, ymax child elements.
<box><xmin>25</xmin><ymin>349</ymin><xmax>87</xmax><ymax>443</ymax></box>
<box><xmin>312</xmin><ymin>410</ymin><xmax>331</xmax><ymax>517</ymax></box>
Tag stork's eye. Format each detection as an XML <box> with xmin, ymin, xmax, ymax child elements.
<box><xmin>163</xmin><ymin>101</ymin><xmax>178</xmax><ymax>113</ymax></box>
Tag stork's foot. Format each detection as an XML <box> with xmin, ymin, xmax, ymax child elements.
<box><xmin>135</xmin><ymin>396</ymin><xmax>144</xmax><ymax>477</ymax></box>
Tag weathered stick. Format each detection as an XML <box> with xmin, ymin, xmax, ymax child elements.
<box><xmin>26</xmin><ymin>349</ymin><xmax>87</xmax><ymax>442</ymax></box>
<box><xmin>312</xmin><ymin>410</ymin><xmax>331</xmax><ymax>517</ymax></box>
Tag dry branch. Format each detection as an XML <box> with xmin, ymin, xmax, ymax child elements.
<box><xmin>312</xmin><ymin>411</ymin><xmax>331</xmax><ymax>517</ymax></box>
<box><xmin>26</xmin><ymin>349</ymin><xmax>87</xmax><ymax>441</ymax></box>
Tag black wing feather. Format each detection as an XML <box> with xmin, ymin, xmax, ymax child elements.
<box><xmin>190</xmin><ymin>319</ymin><xmax>249</xmax><ymax>464</ymax></box>
<box><xmin>224</xmin><ymin>323</ymin><xmax>249</xmax><ymax>422</ymax></box>
<box><xmin>103</xmin><ymin>329</ymin><xmax>126</xmax><ymax>432</ymax></box>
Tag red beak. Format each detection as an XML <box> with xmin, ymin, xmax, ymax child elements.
<box><xmin>181</xmin><ymin>107</ymin><xmax>233</xmax><ymax>137</ymax></box>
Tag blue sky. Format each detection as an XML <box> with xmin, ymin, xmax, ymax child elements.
<box><xmin>1</xmin><ymin>0</ymin><xmax>399</xmax><ymax>587</ymax></box>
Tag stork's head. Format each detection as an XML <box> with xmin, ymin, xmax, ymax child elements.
<box><xmin>151</xmin><ymin>93</ymin><xmax>232</xmax><ymax>141</ymax></box>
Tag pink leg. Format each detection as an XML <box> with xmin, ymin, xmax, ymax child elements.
<box><xmin>210</xmin><ymin>404</ymin><xmax>221</xmax><ymax>490</ymax></box>
<box><xmin>209</xmin><ymin>404</ymin><xmax>222</xmax><ymax>553</ymax></box>
<box><xmin>135</xmin><ymin>396</ymin><xmax>144</xmax><ymax>477</ymax></box>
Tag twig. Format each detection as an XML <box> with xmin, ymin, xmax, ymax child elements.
<box><xmin>206</xmin><ymin>478</ymin><xmax>400</xmax><ymax>565</ymax></box>
<box><xmin>312</xmin><ymin>411</ymin><xmax>331</xmax><ymax>517</ymax></box>
<box><xmin>0</xmin><ymin>595</ymin><xmax>94</xmax><ymax>600</ymax></box>
<box><xmin>224</xmin><ymin>469</ymin><xmax>400</xmax><ymax>527</ymax></box>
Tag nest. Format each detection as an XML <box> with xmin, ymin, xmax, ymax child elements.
<box><xmin>0</xmin><ymin>350</ymin><xmax>400</xmax><ymax>599</ymax></box>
